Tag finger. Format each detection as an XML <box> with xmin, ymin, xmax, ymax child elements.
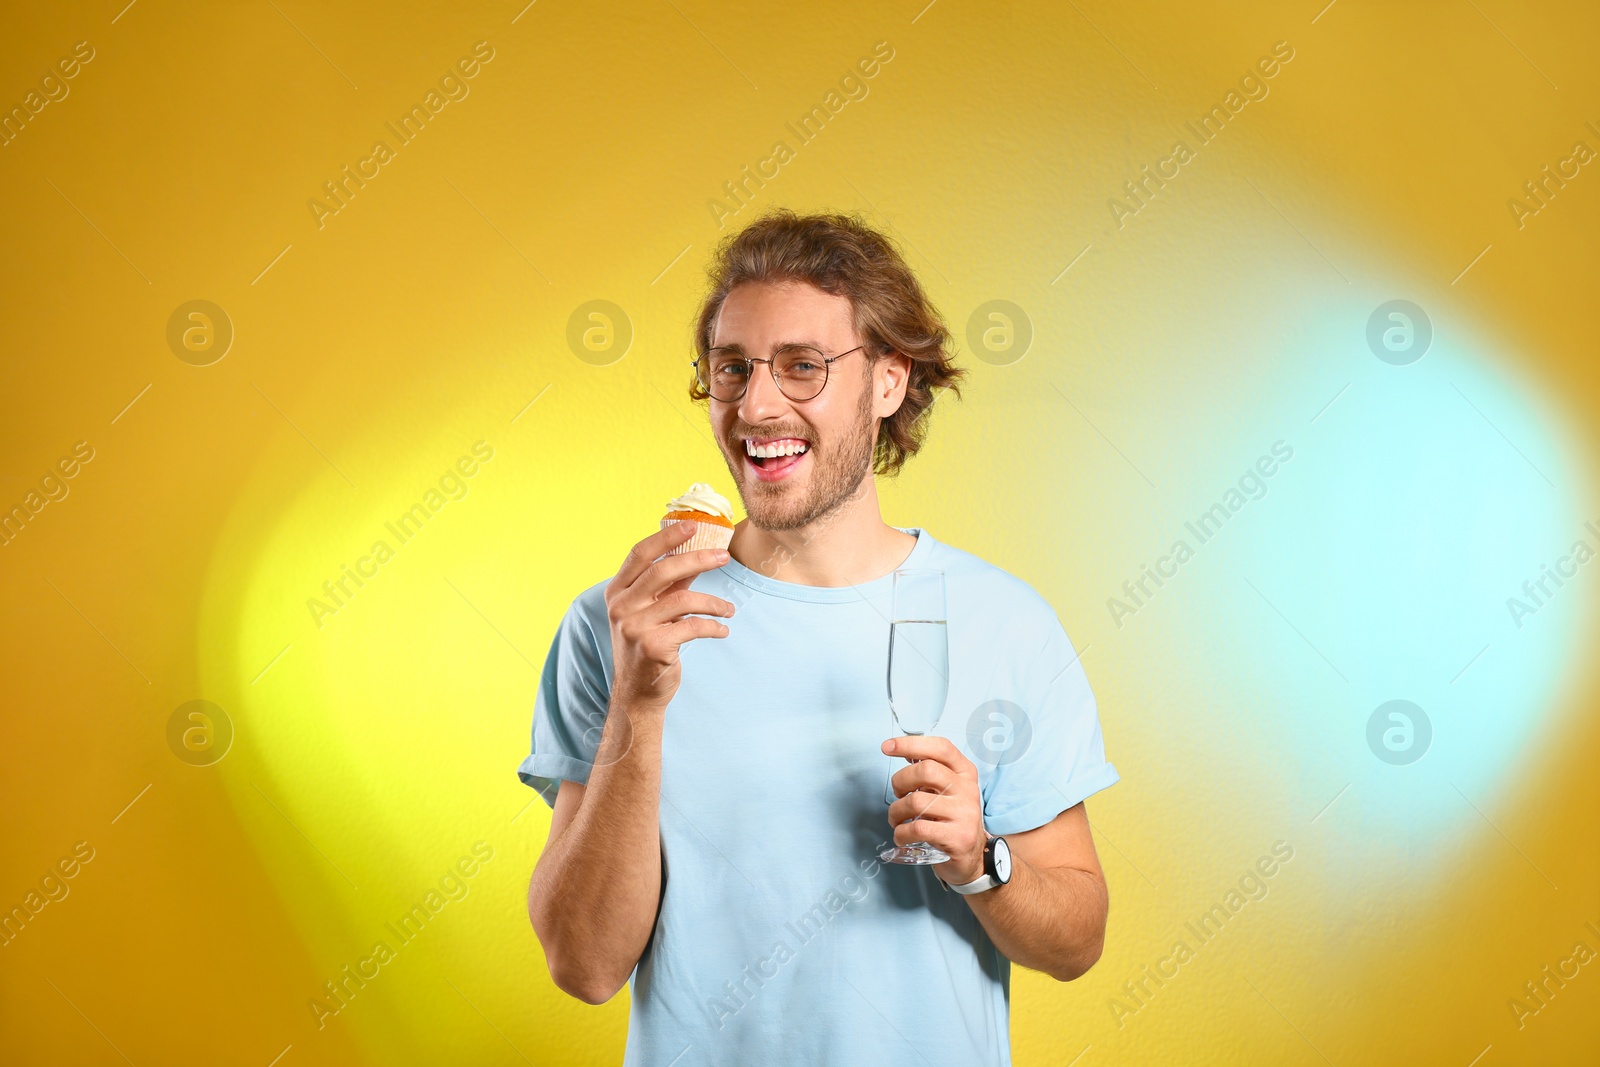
<box><xmin>891</xmin><ymin>816</ymin><xmax>960</xmax><ymax>851</ymax></box>
<box><xmin>889</xmin><ymin>758</ymin><xmax>957</xmax><ymax>799</ymax></box>
<box><xmin>883</xmin><ymin>734</ymin><xmax>958</xmax><ymax>761</ymax></box>
<box><xmin>614</xmin><ymin>547</ymin><xmax>731</xmax><ymax>615</ymax></box>
<box><xmin>637</xmin><ymin>547</ymin><xmax>732</xmax><ymax>597</ymax></box>
<box><xmin>660</xmin><ymin>550</ymin><xmax>730</xmax><ymax>598</ymax></box>
<box><xmin>887</xmin><ymin>791</ymin><xmax>960</xmax><ymax>825</ymax></box>
<box><xmin>894</xmin><ymin>753</ymin><xmax>957</xmax><ymax>781</ymax></box>
<box><xmin>614</xmin><ymin>520</ymin><xmax>700</xmax><ymax>589</ymax></box>
<box><xmin>883</xmin><ymin>735</ymin><xmax>972</xmax><ymax>774</ymax></box>
<box><xmin>659</xmin><ymin>615</ymin><xmax>731</xmax><ymax>648</ymax></box>
<box><xmin>637</xmin><ymin>588</ymin><xmax>737</xmax><ymax>627</ymax></box>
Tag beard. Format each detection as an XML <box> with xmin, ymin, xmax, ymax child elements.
<box><xmin>722</xmin><ymin>375</ymin><xmax>876</xmax><ymax>533</ymax></box>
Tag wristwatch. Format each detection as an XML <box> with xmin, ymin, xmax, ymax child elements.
<box><xmin>949</xmin><ymin>835</ymin><xmax>1012</xmax><ymax>895</ymax></box>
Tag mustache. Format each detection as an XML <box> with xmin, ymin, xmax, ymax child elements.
<box><xmin>730</xmin><ymin>429</ymin><xmax>814</xmax><ymax>445</ymax></box>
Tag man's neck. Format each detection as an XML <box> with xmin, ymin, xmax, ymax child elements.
<box><xmin>727</xmin><ymin>479</ymin><xmax>918</xmax><ymax>588</ymax></box>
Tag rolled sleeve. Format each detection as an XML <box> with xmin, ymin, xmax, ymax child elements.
<box><xmin>980</xmin><ymin>622</ymin><xmax>1118</xmax><ymax>837</ymax></box>
<box><xmin>517</xmin><ymin>583</ymin><xmax>613</xmax><ymax>808</ymax></box>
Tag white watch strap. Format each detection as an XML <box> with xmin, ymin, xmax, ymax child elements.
<box><xmin>949</xmin><ymin>871</ymin><xmax>998</xmax><ymax>895</ymax></box>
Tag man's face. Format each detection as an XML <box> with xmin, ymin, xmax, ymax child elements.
<box><xmin>708</xmin><ymin>280</ymin><xmax>885</xmax><ymax>532</ymax></box>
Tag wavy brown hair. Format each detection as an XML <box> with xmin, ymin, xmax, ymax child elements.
<box><xmin>688</xmin><ymin>208</ymin><xmax>966</xmax><ymax>478</ymax></box>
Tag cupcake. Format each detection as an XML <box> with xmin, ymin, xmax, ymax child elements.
<box><xmin>661</xmin><ymin>482</ymin><xmax>736</xmax><ymax>555</ymax></box>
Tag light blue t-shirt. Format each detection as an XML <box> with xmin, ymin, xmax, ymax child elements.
<box><xmin>518</xmin><ymin>527</ymin><xmax>1118</xmax><ymax>1066</ymax></box>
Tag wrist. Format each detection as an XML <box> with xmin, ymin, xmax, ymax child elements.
<box><xmin>586</xmin><ymin>699</ymin><xmax>665</xmax><ymax>773</ymax></box>
<box><xmin>938</xmin><ymin>847</ymin><xmax>986</xmax><ymax>885</ymax></box>
<box><xmin>946</xmin><ymin>835</ymin><xmax>1012</xmax><ymax>896</ymax></box>
<box><xmin>610</xmin><ymin>691</ymin><xmax>672</xmax><ymax>721</ymax></box>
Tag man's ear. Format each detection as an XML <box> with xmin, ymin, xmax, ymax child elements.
<box><xmin>872</xmin><ymin>350</ymin><xmax>912</xmax><ymax>417</ymax></box>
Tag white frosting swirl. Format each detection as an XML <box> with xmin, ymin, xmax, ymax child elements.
<box><xmin>664</xmin><ymin>482</ymin><xmax>732</xmax><ymax>521</ymax></box>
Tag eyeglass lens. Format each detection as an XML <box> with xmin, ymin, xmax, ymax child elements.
<box><xmin>698</xmin><ymin>346</ymin><xmax>829</xmax><ymax>401</ymax></box>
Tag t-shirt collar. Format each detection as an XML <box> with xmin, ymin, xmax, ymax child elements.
<box><xmin>719</xmin><ymin>526</ymin><xmax>935</xmax><ymax>603</ymax></box>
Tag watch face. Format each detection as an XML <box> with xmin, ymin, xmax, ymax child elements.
<box><xmin>992</xmin><ymin>837</ymin><xmax>1012</xmax><ymax>882</ymax></box>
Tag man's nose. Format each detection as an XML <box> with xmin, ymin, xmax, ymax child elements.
<box><xmin>738</xmin><ymin>362</ymin><xmax>790</xmax><ymax>422</ymax></box>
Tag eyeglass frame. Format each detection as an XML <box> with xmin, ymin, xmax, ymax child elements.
<box><xmin>690</xmin><ymin>343</ymin><xmax>874</xmax><ymax>403</ymax></box>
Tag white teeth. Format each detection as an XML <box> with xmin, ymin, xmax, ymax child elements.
<box><xmin>745</xmin><ymin>439</ymin><xmax>809</xmax><ymax>459</ymax></box>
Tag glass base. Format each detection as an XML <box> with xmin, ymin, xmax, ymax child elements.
<box><xmin>879</xmin><ymin>841</ymin><xmax>950</xmax><ymax>865</ymax></box>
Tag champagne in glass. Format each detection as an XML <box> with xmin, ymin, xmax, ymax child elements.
<box><xmin>880</xmin><ymin>568</ymin><xmax>951</xmax><ymax>865</ymax></box>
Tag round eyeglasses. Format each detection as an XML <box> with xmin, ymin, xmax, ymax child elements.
<box><xmin>692</xmin><ymin>344</ymin><xmax>868</xmax><ymax>403</ymax></box>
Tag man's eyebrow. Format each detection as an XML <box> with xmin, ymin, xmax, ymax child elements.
<box><xmin>708</xmin><ymin>339</ymin><xmax>828</xmax><ymax>354</ymax></box>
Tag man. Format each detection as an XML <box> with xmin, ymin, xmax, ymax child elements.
<box><xmin>520</xmin><ymin>209</ymin><xmax>1118</xmax><ymax>1065</ymax></box>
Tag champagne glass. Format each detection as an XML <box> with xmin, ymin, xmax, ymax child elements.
<box><xmin>879</xmin><ymin>568</ymin><xmax>951</xmax><ymax>864</ymax></box>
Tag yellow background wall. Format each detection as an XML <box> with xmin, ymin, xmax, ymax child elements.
<box><xmin>1</xmin><ymin>1</ymin><xmax>1596</xmax><ymax>1064</ymax></box>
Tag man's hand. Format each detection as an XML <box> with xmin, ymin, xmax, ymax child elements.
<box><xmin>604</xmin><ymin>520</ymin><xmax>735</xmax><ymax>714</ymax></box>
<box><xmin>884</xmin><ymin>736</ymin><xmax>1111</xmax><ymax>981</ymax></box>
<box><xmin>883</xmin><ymin>735</ymin><xmax>987</xmax><ymax>885</ymax></box>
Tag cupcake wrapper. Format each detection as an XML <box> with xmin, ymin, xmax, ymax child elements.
<box><xmin>661</xmin><ymin>518</ymin><xmax>735</xmax><ymax>555</ymax></box>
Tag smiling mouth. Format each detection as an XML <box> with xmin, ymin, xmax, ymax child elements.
<box><xmin>742</xmin><ymin>437</ymin><xmax>810</xmax><ymax>480</ymax></box>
